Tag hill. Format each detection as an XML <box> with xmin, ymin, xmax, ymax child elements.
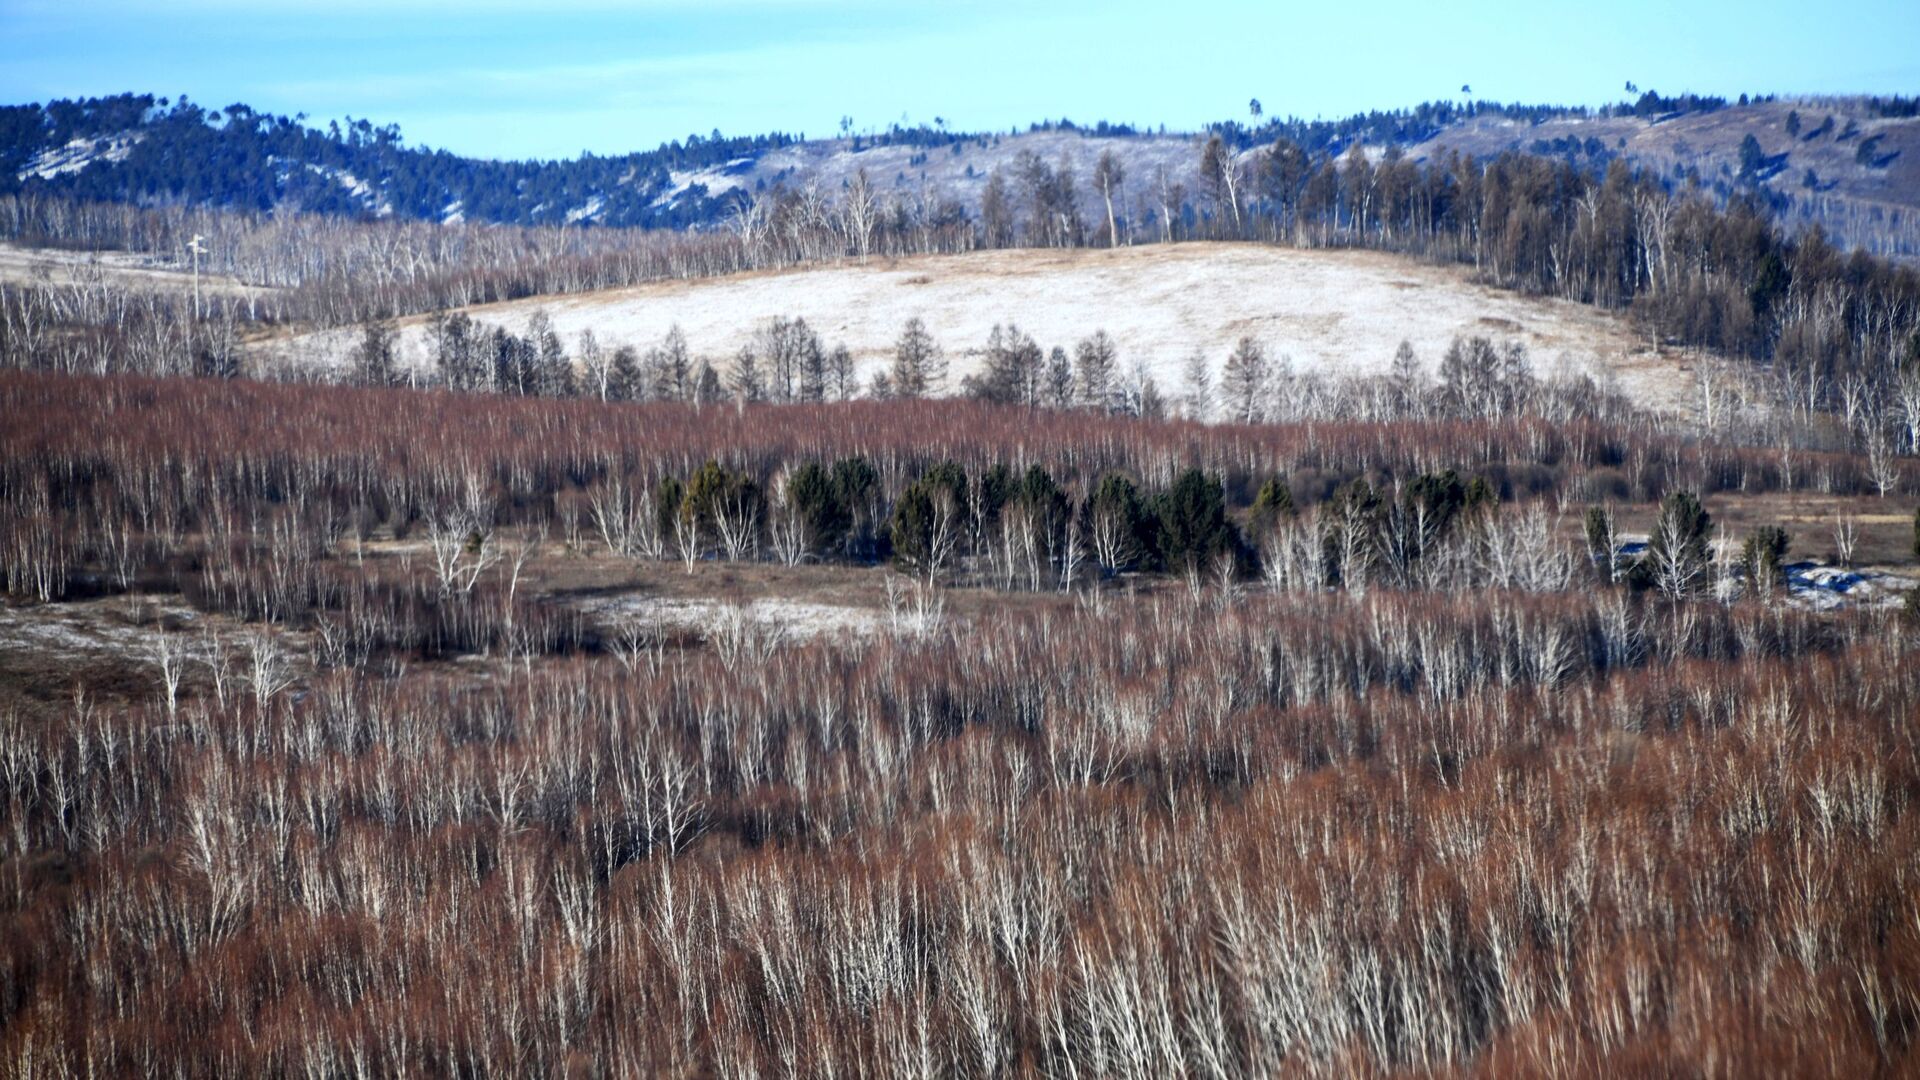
<box><xmin>255</xmin><ymin>242</ymin><xmax>1687</xmax><ymax>412</ymax></box>
<box><xmin>6</xmin><ymin>92</ymin><xmax>1918</xmax><ymax>258</ymax></box>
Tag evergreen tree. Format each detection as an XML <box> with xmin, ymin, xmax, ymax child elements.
<box><xmin>730</xmin><ymin>345</ymin><xmax>764</xmax><ymax>403</ymax></box>
<box><xmin>1044</xmin><ymin>346</ymin><xmax>1074</xmax><ymax>409</ymax></box>
<box><xmin>1640</xmin><ymin>489</ymin><xmax>1712</xmax><ymax>598</ymax></box>
<box><xmin>891</xmin><ymin>317</ymin><xmax>942</xmax><ymax>398</ymax></box>
<box><xmin>798</xmin><ymin>333</ymin><xmax>827</xmax><ymax>403</ymax></box>
<box><xmin>1220</xmin><ymin>336</ymin><xmax>1269</xmax><ymax>423</ymax></box>
<box><xmin>652</xmin><ymin>325</ymin><xmax>692</xmax><ymax>402</ymax></box>
<box><xmin>1180</xmin><ymin>350</ymin><xmax>1213</xmax><ymax>421</ymax></box>
<box><xmin>353</xmin><ymin>319</ymin><xmax>398</xmax><ymax>387</ymax></box>
<box><xmin>1074</xmin><ymin>330</ymin><xmax>1118</xmax><ymax>411</ymax></box>
<box><xmin>1585</xmin><ymin>505</ymin><xmax>1618</xmax><ymax>579</ymax></box>
<box><xmin>1247</xmin><ymin>475</ymin><xmax>1296</xmax><ymax>539</ymax></box>
<box><xmin>890</xmin><ymin>461</ymin><xmax>969</xmax><ymax>575</ymax></box>
<box><xmin>786</xmin><ymin>462</ymin><xmax>849</xmax><ymax>555</ymax></box>
<box><xmin>1323</xmin><ymin>478</ymin><xmax>1384</xmax><ymax>589</ymax></box>
<box><xmin>831</xmin><ymin>457</ymin><xmax>881</xmax><ymax>559</ymax></box>
<box><xmin>1741</xmin><ymin>525</ymin><xmax>1791</xmax><ymax>594</ymax></box>
<box><xmin>1088</xmin><ymin>473</ymin><xmax>1151</xmax><ymax>573</ymax></box>
<box><xmin>826</xmin><ymin>343</ymin><xmax>855</xmax><ymax>400</ymax></box>
<box><xmin>1738</xmin><ymin>133</ymin><xmax>1765</xmax><ymax>178</ymax></box>
<box><xmin>527</xmin><ymin>312</ymin><xmax>572</xmax><ymax>396</ymax></box>
<box><xmin>432</xmin><ymin>312</ymin><xmax>477</xmax><ymax>391</ymax></box>
<box><xmin>608</xmin><ymin>346</ymin><xmax>642</xmax><ymax>401</ymax></box>
<box><xmin>1154</xmin><ymin>469</ymin><xmax>1237</xmax><ymax>574</ymax></box>
<box><xmin>1388</xmin><ymin>339</ymin><xmax>1422</xmax><ymax>412</ymax></box>
<box><xmin>693</xmin><ymin>361</ymin><xmax>723</xmax><ymax>405</ymax></box>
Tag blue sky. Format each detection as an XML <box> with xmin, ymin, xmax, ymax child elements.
<box><xmin>3</xmin><ymin>0</ymin><xmax>1917</xmax><ymax>161</ymax></box>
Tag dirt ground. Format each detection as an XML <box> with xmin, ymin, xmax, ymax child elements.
<box><xmin>1610</xmin><ymin>492</ymin><xmax>1918</xmax><ymax>567</ymax></box>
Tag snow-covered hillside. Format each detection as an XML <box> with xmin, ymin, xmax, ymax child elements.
<box><xmin>257</xmin><ymin>243</ymin><xmax>1687</xmax><ymax>412</ymax></box>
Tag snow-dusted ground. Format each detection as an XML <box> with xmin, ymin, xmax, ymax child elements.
<box><xmin>0</xmin><ymin>598</ymin><xmax>236</xmax><ymax>664</ymax></box>
<box><xmin>1784</xmin><ymin>562</ymin><xmax>1918</xmax><ymax>611</ymax></box>
<box><xmin>581</xmin><ymin>594</ymin><xmax>883</xmax><ymax>641</ymax></box>
<box><xmin>259</xmin><ymin>243</ymin><xmax>1685</xmax><ymax>411</ymax></box>
<box><xmin>0</xmin><ymin>241</ymin><xmax>271</xmax><ymax>297</ymax></box>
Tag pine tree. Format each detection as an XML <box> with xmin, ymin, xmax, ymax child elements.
<box><xmin>1044</xmin><ymin>346</ymin><xmax>1073</xmax><ymax>409</ymax></box>
<box><xmin>826</xmin><ymin>343</ymin><xmax>856</xmax><ymax>400</ymax></box>
<box><xmin>653</xmin><ymin>326</ymin><xmax>691</xmax><ymax>402</ymax></box>
<box><xmin>527</xmin><ymin>311</ymin><xmax>571</xmax><ymax>396</ymax></box>
<box><xmin>353</xmin><ymin>319</ymin><xmax>397</xmax><ymax>387</ymax></box>
<box><xmin>1741</xmin><ymin>526</ymin><xmax>1791</xmax><ymax>595</ymax></box>
<box><xmin>1074</xmin><ymin>330</ymin><xmax>1118</xmax><ymax>411</ymax></box>
<box><xmin>1388</xmin><ymin>339</ymin><xmax>1422</xmax><ymax>414</ymax></box>
<box><xmin>1642</xmin><ymin>489</ymin><xmax>1712</xmax><ymax>599</ymax></box>
<box><xmin>693</xmin><ymin>361</ymin><xmax>723</xmax><ymax>406</ymax></box>
<box><xmin>432</xmin><ymin>312</ymin><xmax>477</xmax><ymax>391</ymax></box>
<box><xmin>1220</xmin><ymin>336</ymin><xmax>1269</xmax><ymax>423</ymax></box>
<box><xmin>786</xmin><ymin>462</ymin><xmax>849</xmax><ymax>556</ymax></box>
<box><xmin>729</xmin><ymin>345</ymin><xmax>764</xmax><ymax>403</ymax></box>
<box><xmin>1088</xmin><ymin>473</ymin><xmax>1150</xmax><ymax>573</ymax></box>
<box><xmin>608</xmin><ymin>346</ymin><xmax>642</xmax><ymax>401</ymax></box>
<box><xmin>1248</xmin><ymin>475</ymin><xmax>1296</xmax><ymax>538</ymax></box>
<box><xmin>891</xmin><ymin>317</ymin><xmax>942</xmax><ymax>398</ymax></box>
<box><xmin>1154</xmin><ymin>469</ymin><xmax>1237</xmax><ymax>575</ymax></box>
<box><xmin>1180</xmin><ymin>350</ymin><xmax>1213</xmax><ymax>421</ymax></box>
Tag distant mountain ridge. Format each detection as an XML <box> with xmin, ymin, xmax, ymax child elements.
<box><xmin>4</xmin><ymin>91</ymin><xmax>1919</xmax><ymax>256</ymax></box>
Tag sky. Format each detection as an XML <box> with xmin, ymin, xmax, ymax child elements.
<box><xmin>3</xmin><ymin>0</ymin><xmax>1917</xmax><ymax>161</ymax></box>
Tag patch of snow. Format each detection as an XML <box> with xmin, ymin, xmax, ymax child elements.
<box><xmin>0</xmin><ymin>600</ymin><xmax>204</xmax><ymax>657</ymax></box>
<box><xmin>649</xmin><ymin>157</ymin><xmax>757</xmax><ymax>208</ymax></box>
<box><xmin>565</xmin><ymin>196</ymin><xmax>605</xmax><ymax>225</ymax></box>
<box><xmin>19</xmin><ymin>132</ymin><xmax>144</xmax><ymax>181</ymax></box>
<box><xmin>1784</xmin><ymin>561</ymin><xmax>1917</xmax><ymax>611</ymax></box>
<box><xmin>305</xmin><ymin>163</ymin><xmax>392</xmax><ymax>216</ymax></box>
<box><xmin>581</xmin><ymin>594</ymin><xmax>881</xmax><ymax>641</ymax></box>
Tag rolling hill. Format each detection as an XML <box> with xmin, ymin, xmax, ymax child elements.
<box><xmin>254</xmin><ymin>242</ymin><xmax>1689</xmax><ymax>412</ymax></box>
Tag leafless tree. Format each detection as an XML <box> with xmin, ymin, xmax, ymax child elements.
<box><xmin>425</xmin><ymin>507</ymin><xmax>498</xmax><ymax>595</ymax></box>
<box><xmin>153</xmin><ymin>634</ymin><xmax>185</xmax><ymax>718</ymax></box>
<box><xmin>1864</xmin><ymin>430</ymin><xmax>1902</xmax><ymax>497</ymax></box>
<box><xmin>1833</xmin><ymin>516</ymin><xmax>1858</xmax><ymax>568</ymax></box>
<box><xmin>841</xmin><ymin>169</ymin><xmax>879</xmax><ymax>258</ymax></box>
<box><xmin>1649</xmin><ymin>510</ymin><xmax>1708</xmax><ymax>600</ymax></box>
<box><xmin>1093</xmin><ymin>149</ymin><xmax>1126</xmax><ymax>248</ymax></box>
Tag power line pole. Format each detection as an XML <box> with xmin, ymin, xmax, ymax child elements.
<box><xmin>187</xmin><ymin>234</ymin><xmax>206</xmax><ymax>321</ymax></box>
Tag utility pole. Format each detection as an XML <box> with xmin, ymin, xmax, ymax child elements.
<box><xmin>187</xmin><ymin>234</ymin><xmax>206</xmax><ymax>320</ymax></box>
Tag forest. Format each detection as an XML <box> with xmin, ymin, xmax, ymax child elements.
<box><xmin>2</xmin><ymin>365</ymin><xmax>1919</xmax><ymax>1074</ymax></box>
